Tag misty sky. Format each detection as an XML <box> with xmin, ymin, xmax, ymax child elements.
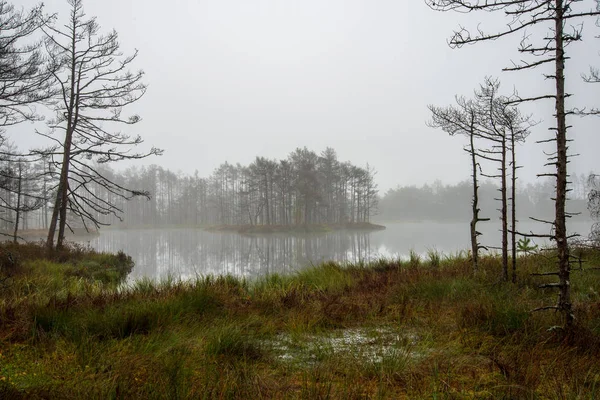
<box><xmin>16</xmin><ymin>0</ymin><xmax>600</xmax><ymax>191</ymax></box>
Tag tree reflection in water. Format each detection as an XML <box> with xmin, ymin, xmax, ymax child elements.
<box><xmin>82</xmin><ymin>221</ymin><xmax>591</xmax><ymax>282</ymax></box>
<box><xmin>84</xmin><ymin>229</ymin><xmax>382</xmax><ymax>281</ymax></box>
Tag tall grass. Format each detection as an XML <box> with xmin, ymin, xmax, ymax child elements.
<box><xmin>409</xmin><ymin>249</ymin><xmax>421</xmax><ymax>267</ymax></box>
<box><xmin>295</xmin><ymin>261</ymin><xmax>357</xmax><ymax>293</ymax></box>
<box><xmin>426</xmin><ymin>248</ymin><xmax>441</xmax><ymax>268</ymax></box>
<box><xmin>1</xmin><ymin>242</ymin><xmax>600</xmax><ymax>398</ymax></box>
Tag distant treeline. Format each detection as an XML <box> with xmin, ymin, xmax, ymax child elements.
<box><xmin>377</xmin><ymin>178</ymin><xmax>591</xmax><ymax>223</ymax></box>
<box><xmin>92</xmin><ymin>147</ymin><xmax>378</xmax><ymax>228</ymax></box>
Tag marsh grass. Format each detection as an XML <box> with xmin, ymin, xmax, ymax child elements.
<box><xmin>1</xmin><ymin>242</ymin><xmax>600</xmax><ymax>398</ymax></box>
<box><xmin>204</xmin><ymin>324</ymin><xmax>263</xmax><ymax>361</ymax></box>
<box><xmin>295</xmin><ymin>261</ymin><xmax>357</xmax><ymax>293</ymax></box>
<box><xmin>409</xmin><ymin>249</ymin><xmax>422</xmax><ymax>268</ymax></box>
<box><xmin>426</xmin><ymin>248</ymin><xmax>441</xmax><ymax>268</ymax></box>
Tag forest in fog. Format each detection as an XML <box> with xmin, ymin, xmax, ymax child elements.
<box><xmin>4</xmin><ymin>132</ymin><xmax>594</xmax><ymax>232</ymax></box>
<box><xmin>0</xmin><ymin>146</ymin><xmax>378</xmax><ymax>230</ymax></box>
<box><xmin>377</xmin><ymin>176</ymin><xmax>592</xmax><ymax>223</ymax></box>
<box><xmin>2</xmin><ymin>131</ymin><xmax>594</xmax><ymax>232</ymax></box>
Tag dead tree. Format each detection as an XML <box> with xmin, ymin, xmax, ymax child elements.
<box><xmin>0</xmin><ymin>2</ymin><xmax>54</xmax><ymax>132</ymax></box>
<box><xmin>40</xmin><ymin>0</ymin><xmax>161</xmax><ymax>250</ymax></box>
<box><xmin>426</xmin><ymin>0</ymin><xmax>600</xmax><ymax>329</ymax></box>
<box><xmin>0</xmin><ymin>142</ymin><xmax>49</xmax><ymax>241</ymax></box>
<box><xmin>580</xmin><ymin>1</ymin><xmax>600</xmax><ymax>114</ymax></box>
<box><xmin>474</xmin><ymin>80</ymin><xmax>511</xmax><ymax>281</ymax></box>
<box><xmin>503</xmin><ymin>102</ymin><xmax>532</xmax><ymax>282</ymax></box>
<box><xmin>429</xmin><ymin>78</ymin><xmax>532</xmax><ymax>276</ymax></box>
<box><xmin>7</xmin><ymin>159</ymin><xmax>46</xmax><ymax>242</ymax></box>
<box><xmin>428</xmin><ymin>95</ymin><xmax>490</xmax><ymax>273</ymax></box>
<box><xmin>474</xmin><ymin>79</ymin><xmax>533</xmax><ymax>282</ymax></box>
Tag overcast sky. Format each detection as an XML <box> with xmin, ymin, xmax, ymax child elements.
<box><xmin>16</xmin><ymin>0</ymin><xmax>600</xmax><ymax>192</ymax></box>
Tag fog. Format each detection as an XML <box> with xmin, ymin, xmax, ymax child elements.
<box><xmin>14</xmin><ymin>0</ymin><xmax>600</xmax><ymax>191</ymax></box>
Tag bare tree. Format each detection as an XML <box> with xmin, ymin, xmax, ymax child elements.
<box><xmin>475</xmin><ymin>79</ymin><xmax>533</xmax><ymax>282</ymax></box>
<box><xmin>429</xmin><ymin>78</ymin><xmax>531</xmax><ymax>275</ymax></box>
<box><xmin>429</xmin><ymin>94</ymin><xmax>489</xmax><ymax>272</ymax></box>
<box><xmin>580</xmin><ymin>0</ymin><xmax>600</xmax><ymax>114</ymax></box>
<box><xmin>426</xmin><ymin>0</ymin><xmax>600</xmax><ymax>328</ymax></box>
<box><xmin>7</xmin><ymin>159</ymin><xmax>46</xmax><ymax>242</ymax></box>
<box><xmin>0</xmin><ymin>2</ymin><xmax>54</xmax><ymax>132</ymax></box>
<box><xmin>40</xmin><ymin>0</ymin><xmax>161</xmax><ymax>250</ymax></box>
<box><xmin>502</xmin><ymin>99</ymin><xmax>532</xmax><ymax>282</ymax></box>
<box><xmin>475</xmin><ymin>80</ymin><xmax>511</xmax><ymax>281</ymax></box>
<box><xmin>0</xmin><ymin>141</ymin><xmax>48</xmax><ymax>241</ymax></box>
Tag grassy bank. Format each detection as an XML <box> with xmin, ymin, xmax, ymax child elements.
<box><xmin>1</xmin><ymin>244</ymin><xmax>599</xmax><ymax>398</ymax></box>
<box><xmin>206</xmin><ymin>222</ymin><xmax>386</xmax><ymax>235</ymax></box>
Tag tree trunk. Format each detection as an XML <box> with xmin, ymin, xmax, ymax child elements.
<box><xmin>46</xmin><ymin>7</ymin><xmax>79</xmax><ymax>251</ymax></box>
<box><xmin>501</xmin><ymin>136</ymin><xmax>508</xmax><ymax>281</ymax></box>
<box><xmin>511</xmin><ymin>130</ymin><xmax>518</xmax><ymax>283</ymax></box>
<box><xmin>554</xmin><ymin>0</ymin><xmax>573</xmax><ymax>328</ymax></box>
<box><xmin>56</xmin><ymin>177</ymin><xmax>71</xmax><ymax>249</ymax></box>
<box><xmin>13</xmin><ymin>166</ymin><xmax>22</xmax><ymax>244</ymax></box>
<box><xmin>46</xmin><ymin>182</ymin><xmax>62</xmax><ymax>250</ymax></box>
<box><xmin>469</xmin><ymin>125</ymin><xmax>480</xmax><ymax>273</ymax></box>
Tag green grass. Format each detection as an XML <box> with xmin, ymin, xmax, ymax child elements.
<box><xmin>1</xmin><ymin>242</ymin><xmax>600</xmax><ymax>398</ymax></box>
<box><xmin>426</xmin><ymin>248</ymin><xmax>441</xmax><ymax>268</ymax></box>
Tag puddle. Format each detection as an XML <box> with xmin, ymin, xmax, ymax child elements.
<box><xmin>263</xmin><ymin>326</ymin><xmax>424</xmax><ymax>366</ymax></box>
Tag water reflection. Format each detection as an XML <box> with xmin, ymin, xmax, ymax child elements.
<box><xmin>83</xmin><ymin>221</ymin><xmax>593</xmax><ymax>281</ymax></box>
<box><xmin>85</xmin><ymin>229</ymin><xmax>382</xmax><ymax>281</ymax></box>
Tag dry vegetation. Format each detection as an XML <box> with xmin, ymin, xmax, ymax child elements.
<box><xmin>0</xmin><ymin>243</ymin><xmax>599</xmax><ymax>399</ymax></box>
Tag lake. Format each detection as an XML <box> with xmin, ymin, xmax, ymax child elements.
<box><xmin>82</xmin><ymin>221</ymin><xmax>594</xmax><ymax>281</ymax></box>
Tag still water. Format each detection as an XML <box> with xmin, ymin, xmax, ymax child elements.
<box><xmin>82</xmin><ymin>221</ymin><xmax>593</xmax><ymax>281</ymax></box>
